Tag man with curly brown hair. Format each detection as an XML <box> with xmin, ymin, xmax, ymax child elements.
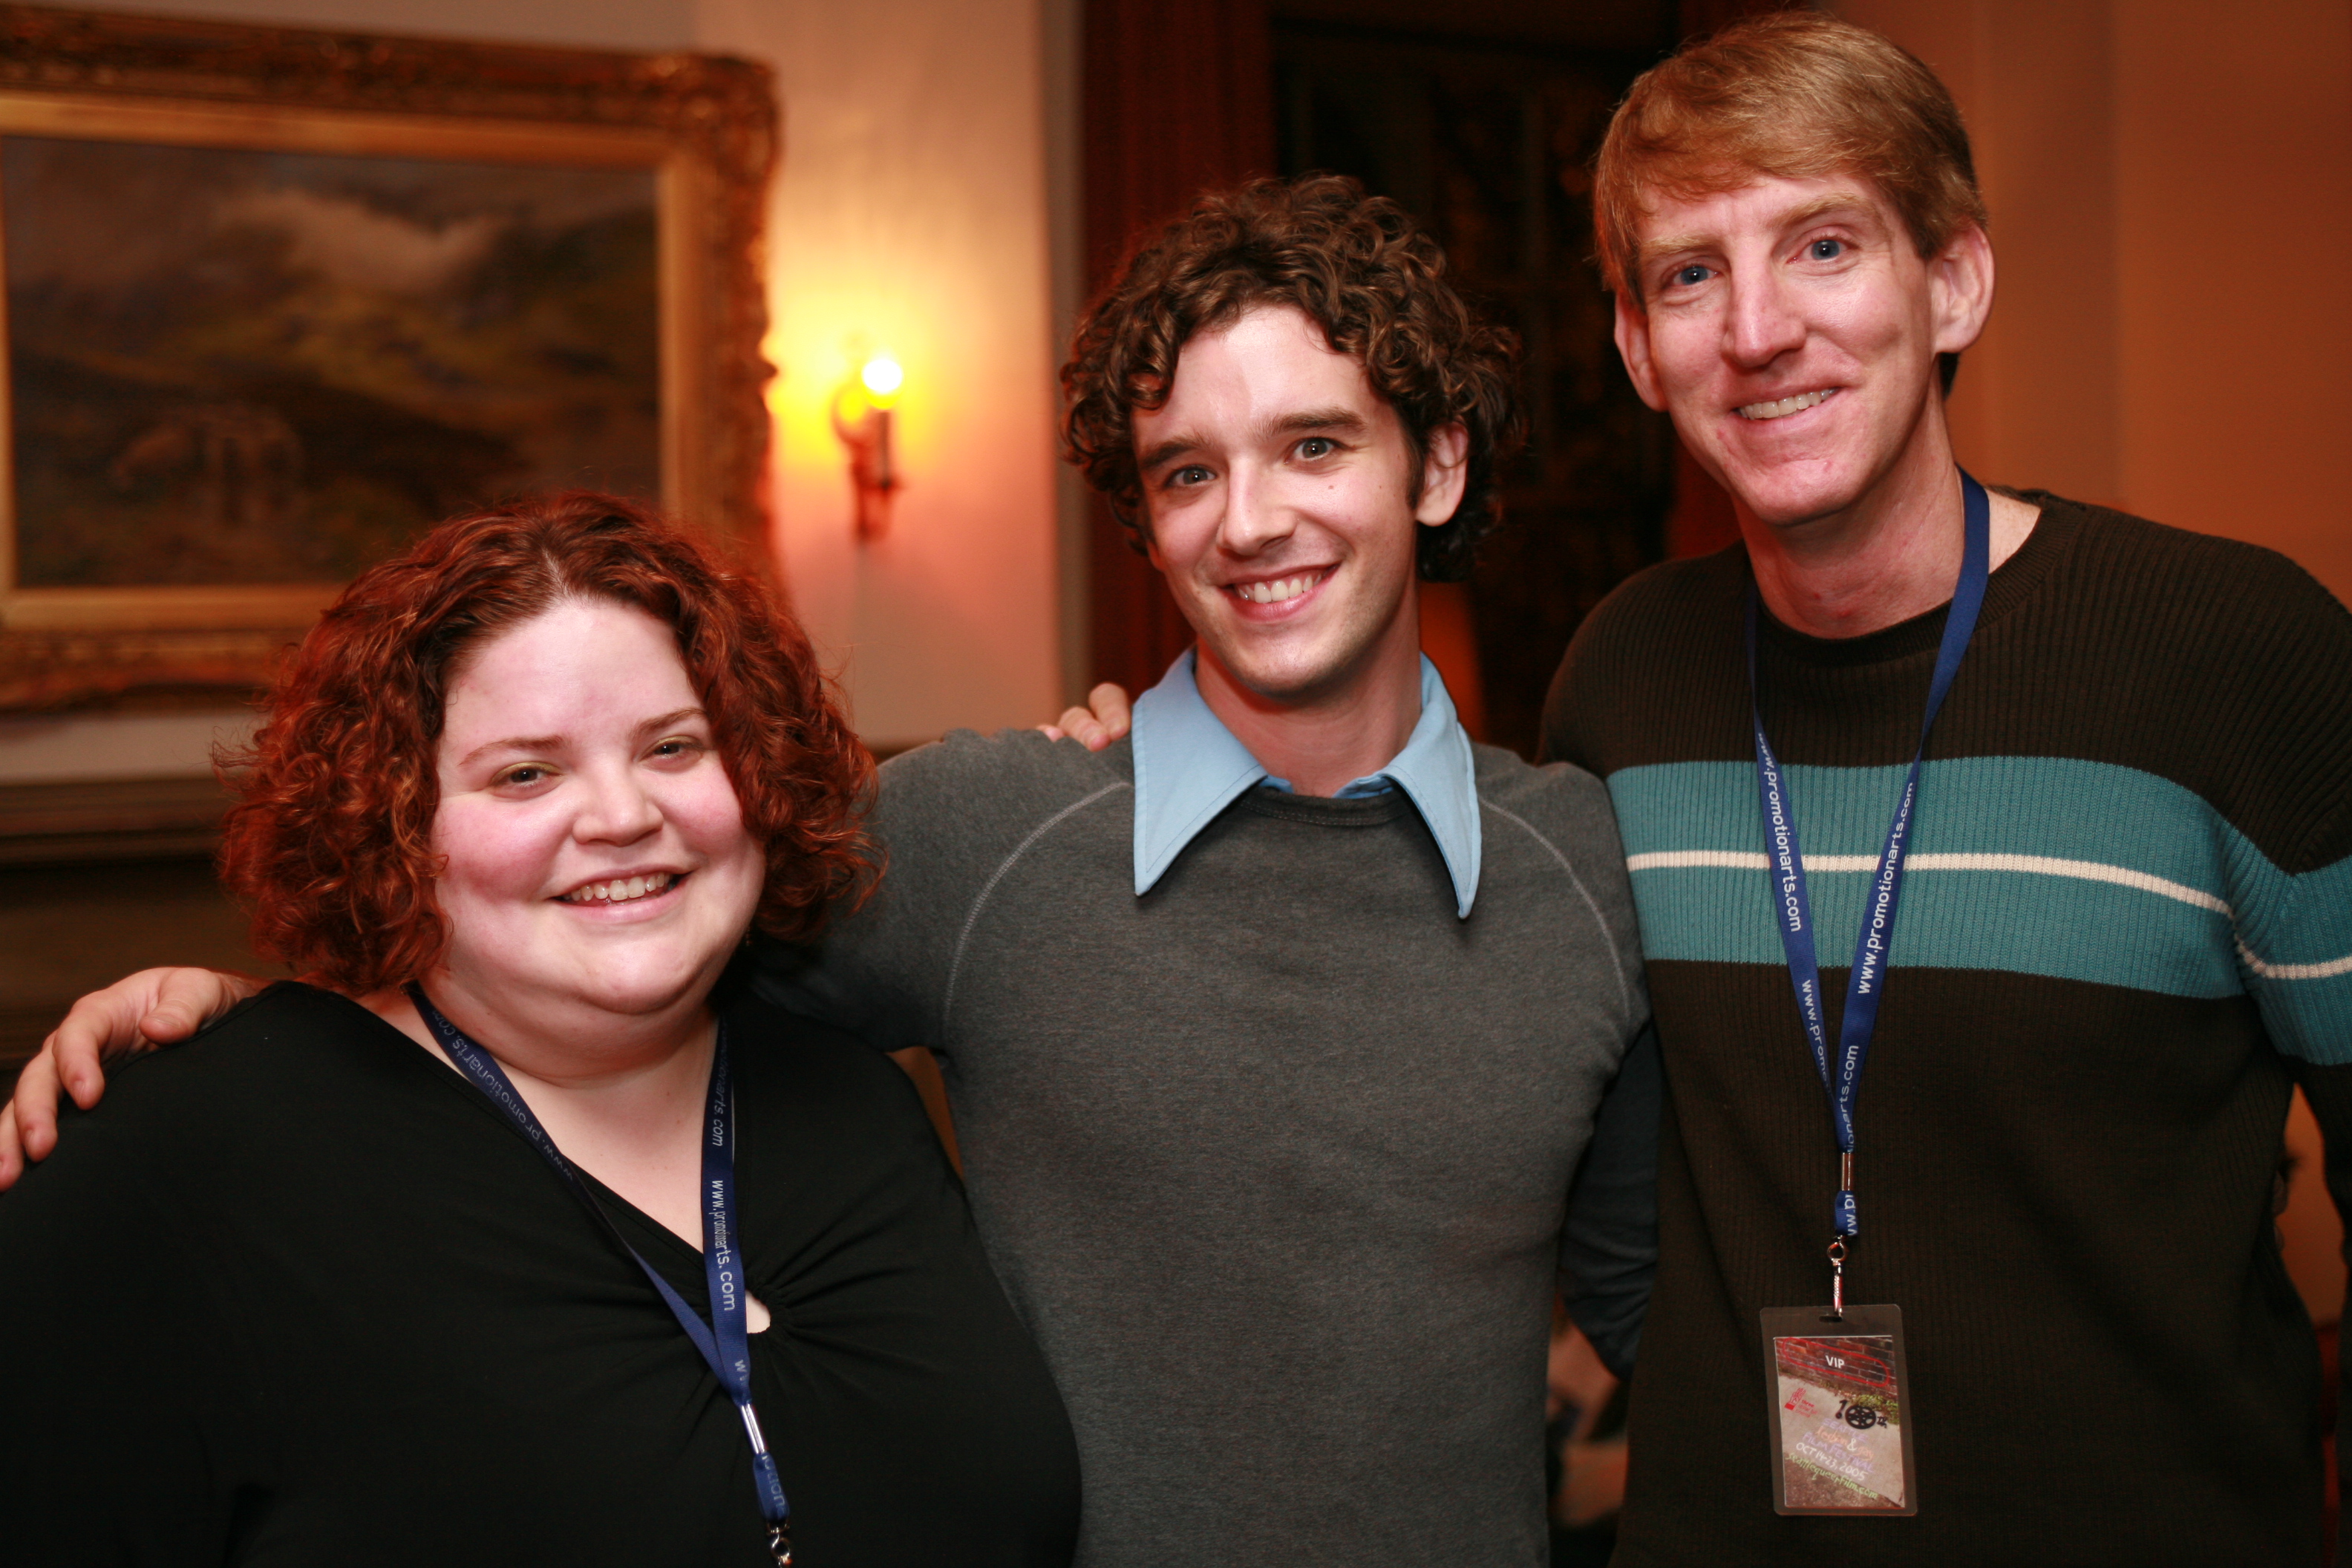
<box><xmin>747</xmin><ymin>174</ymin><xmax>1658</xmax><ymax>1565</ymax></box>
<box><xmin>8</xmin><ymin>175</ymin><xmax>1658</xmax><ymax>1565</ymax></box>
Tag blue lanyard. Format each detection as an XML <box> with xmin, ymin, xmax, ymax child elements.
<box><xmin>1745</xmin><ymin>470</ymin><xmax>1990</xmax><ymax>1306</ymax></box>
<box><xmin>407</xmin><ymin>987</ymin><xmax>794</xmax><ymax>1565</ymax></box>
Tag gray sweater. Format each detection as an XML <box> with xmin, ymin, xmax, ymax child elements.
<box><xmin>755</xmin><ymin>729</ymin><xmax>1654</xmax><ymax>1566</ymax></box>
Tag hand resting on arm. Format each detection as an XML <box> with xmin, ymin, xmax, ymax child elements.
<box><xmin>1035</xmin><ymin>682</ymin><xmax>1134</xmax><ymax>751</ymax></box>
<box><xmin>0</xmin><ymin>966</ymin><xmax>258</xmax><ymax>1189</ymax></box>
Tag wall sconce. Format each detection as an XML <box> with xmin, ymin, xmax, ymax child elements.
<box><xmin>831</xmin><ymin>353</ymin><xmax>902</xmax><ymax>540</ymax></box>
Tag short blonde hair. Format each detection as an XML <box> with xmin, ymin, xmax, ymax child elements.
<box><xmin>1595</xmin><ymin>12</ymin><xmax>1987</xmax><ymax>303</ymax></box>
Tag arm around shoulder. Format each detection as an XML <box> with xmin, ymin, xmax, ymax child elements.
<box><xmin>0</xmin><ymin>966</ymin><xmax>261</xmax><ymax>1189</ymax></box>
<box><xmin>748</xmin><ymin>728</ymin><xmax>1126</xmax><ymax>1055</ymax></box>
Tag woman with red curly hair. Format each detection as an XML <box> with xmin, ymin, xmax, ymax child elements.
<box><xmin>0</xmin><ymin>494</ymin><xmax>1079</xmax><ymax>1567</ymax></box>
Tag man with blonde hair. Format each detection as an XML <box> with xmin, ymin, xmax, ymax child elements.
<box><xmin>1544</xmin><ymin>10</ymin><xmax>2351</xmax><ymax>1563</ymax></box>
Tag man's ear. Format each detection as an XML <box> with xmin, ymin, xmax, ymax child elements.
<box><xmin>1612</xmin><ymin>293</ymin><xmax>1667</xmax><ymax>412</ymax></box>
<box><xmin>1929</xmin><ymin>220</ymin><xmax>1996</xmax><ymax>358</ymax></box>
<box><xmin>1413</xmin><ymin>422</ymin><xmax>1471</xmax><ymax>526</ymax></box>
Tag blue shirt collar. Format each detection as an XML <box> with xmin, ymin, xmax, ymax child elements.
<box><xmin>1129</xmin><ymin>648</ymin><xmax>1483</xmax><ymax>918</ymax></box>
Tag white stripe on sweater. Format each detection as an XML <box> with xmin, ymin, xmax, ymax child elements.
<box><xmin>1624</xmin><ymin>849</ymin><xmax>2349</xmax><ymax>980</ymax></box>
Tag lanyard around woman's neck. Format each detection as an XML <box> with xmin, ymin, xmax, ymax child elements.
<box><xmin>406</xmin><ymin>986</ymin><xmax>794</xmax><ymax>1565</ymax></box>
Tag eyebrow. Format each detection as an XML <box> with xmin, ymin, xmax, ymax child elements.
<box><xmin>1136</xmin><ymin>432</ymin><xmax>1204</xmax><ymax>474</ymax></box>
<box><xmin>1268</xmin><ymin>407</ymin><xmax>1368</xmax><ymax>439</ymax></box>
<box><xmin>1639</xmin><ymin>191</ymin><xmax>1879</xmax><ymax>271</ymax></box>
<box><xmin>1134</xmin><ymin>407</ymin><xmax>1370</xmax><ymax>475</ymax></box>
<box><xmin>457</xmin><ymin>707</ymin><xmax>707</xmax><ymax>768</ymax></box>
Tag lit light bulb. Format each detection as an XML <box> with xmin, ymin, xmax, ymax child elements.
<box><xmin>860</xmin><ymin>354</ymin><xmax>904</xmax><ymax>404</ymax></box>
<box><xmin>833</xmin><ymin>350</ymin><xmax>904</xmax><ymax>541</ymax></box>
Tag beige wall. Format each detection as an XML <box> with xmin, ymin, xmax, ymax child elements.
<box><xmin>12</xmin><ymin>0</ymin><xmax>1069</xmax><ymax>763</ymax></box>
<box><xmin>1838</xmin><ymin>0</ymin><xmax>2352</xmax><ymax>604</ymax></box>
<box><xmin>697</xmin><ymin>0</ymin><xmax>1067</xmax><ymax>747</ymax></box>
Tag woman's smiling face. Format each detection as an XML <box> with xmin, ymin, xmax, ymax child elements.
<box><xmin>424</xmin><ymin>596</ymin><xmax>765</xmax><ymax>1026</ymax></box>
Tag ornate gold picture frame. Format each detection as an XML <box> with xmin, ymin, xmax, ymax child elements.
<box><xmin>0</xmin><ymin>5</ymin><xmax>775</xmax><ymax>710</ymax></box>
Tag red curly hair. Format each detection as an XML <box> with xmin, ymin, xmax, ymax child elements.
<box><xmin>218</xmin><ymin>492</ymin><xmax>876</xmax><ymax>995</ymax></box>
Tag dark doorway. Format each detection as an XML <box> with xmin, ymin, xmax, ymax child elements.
<box><xmin>1272</xmin><ymin>4</ymin><xmax>1678</xmax><ymax>757</ymax></box>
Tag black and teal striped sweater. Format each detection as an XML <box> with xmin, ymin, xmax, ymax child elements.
<box><xmin>1544</xmin><ymin>492</ymin><xmax>2351</xmax><ymax>1566</ymax></box>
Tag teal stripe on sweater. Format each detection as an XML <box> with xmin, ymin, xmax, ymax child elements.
<box><xmin>2244</xmin><ymin>855</ymin><xmax>2352</xmax><ymax>1058</ymax></box>
<box><xmin>1607</xmin><ymin>757</ymin><xmax>2352</xmax><ymax>1063</ymax></box>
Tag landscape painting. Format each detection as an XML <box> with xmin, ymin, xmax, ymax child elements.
<box><xmin>4</xmin><ymin>135</ymin><xmax>661</xmax><ymax>590</ymax></box>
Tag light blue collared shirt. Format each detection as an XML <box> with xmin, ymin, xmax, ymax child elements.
<box><xmin>1129</xmin><ymin>649</ymin><xmax>1484</xmax><ymax>918</ymax></box>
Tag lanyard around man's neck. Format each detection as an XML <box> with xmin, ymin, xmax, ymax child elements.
<box><xmin>1743</xmin><ymin>468</ymin><xmax>1991</xmax><ymax>1315</ymax></box>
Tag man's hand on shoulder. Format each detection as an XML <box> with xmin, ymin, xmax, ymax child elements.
<box><xmin>1036</xmin><ymin>683</ymin><xmax>1133</xmax><ymax>751</ymax></box>
<box><xmin>0</xmin><ymin>967</ymin><xmax>261</xmax><ymax>1189</ymax></box>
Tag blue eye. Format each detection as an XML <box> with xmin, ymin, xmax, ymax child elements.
<box><xmin>1810</xmin><ymin>238</ymin><xmax>1844</xmax><ymax>261</ymax></box>
<box><xmin>1673</xmin><ymin>264</ymin><xmax>1709</xmax><ymax>287</ymax></box>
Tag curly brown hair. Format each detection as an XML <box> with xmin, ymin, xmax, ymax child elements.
<box><xmin>218</xmin><ymin>491</ymin><xmax>877</xmax><ymax>995</ymax></box>
<box><xmin>1061</xmin><ymin>174</ymin><xmax>1523</xmax><ymax>583</ymax></box>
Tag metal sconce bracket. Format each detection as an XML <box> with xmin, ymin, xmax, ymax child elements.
<box><xmin>831</xmin><ymin>356</ymin><xmax>902</xmax><ymax>540</ymax></box>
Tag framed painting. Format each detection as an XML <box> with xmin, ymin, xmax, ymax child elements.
<box><xmin>0</xmin><ymin>5</ymin><xmax>776</xmax><ymax>709</ymax></box>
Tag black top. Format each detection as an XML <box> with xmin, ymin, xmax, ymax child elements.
<box><xmin>0</xmin><ymin>981</ymin><xmax>1080</xmax><ymax>1567</ymax></box>
<box><xmin>1544</xmin><ymin>495</ymin><xmax>2352</xmax><ymax>1565</ymax></box>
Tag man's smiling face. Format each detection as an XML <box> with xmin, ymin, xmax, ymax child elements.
<box><xmin>1133</xmin><ymin>304</ymin><xmax>1465</xmax><ymax>707</ymax></box>
<box><xmin>1613</xmin><ymin>172</ymin><xmax>1989</xmax><ymax>532</ymax></box>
